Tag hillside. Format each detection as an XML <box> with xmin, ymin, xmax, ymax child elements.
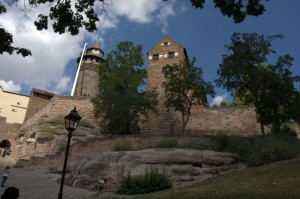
<box><xmin>129</xmin><ymin>156</ymin><xmax>300</xmax><ymax>199</ymax></box>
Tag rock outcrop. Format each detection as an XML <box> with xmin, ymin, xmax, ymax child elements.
<box><xmin>61</xmin><ymin>149</ymin><xmax>241</xmax><ymax>192</ymax></box>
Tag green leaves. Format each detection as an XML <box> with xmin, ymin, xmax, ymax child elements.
<box><xmin>92</xmin><ymin>41</ymin><xmax>158</xmax><ymax>135</ymax></box>
<box><xmin>163</xmin><ymin>57</ymin><xmax>215</xmax><ymax>134</ymax></box>
<box><xmin>0</xmin><ymin>27</ymin><xmax>31</xmax><ymax>56</ymax></box>
<box><xmin>216</xmin><ymin>32</ymin><xmax>300</xmax><ymax>134</ymax></box>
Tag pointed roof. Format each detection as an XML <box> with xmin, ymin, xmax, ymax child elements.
<box><xmin>147</xmin><ymin>35</ymin><xmax>188</xmax><ymax>58</ymax></box>
<box><xmin>91</xmin><ymin>38</ymin><xmax>101</xmax><ymax>49</ymax></box>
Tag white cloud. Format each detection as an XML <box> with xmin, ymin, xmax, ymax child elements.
<box><xmin>0</xmin><ymin>80</ymin><xmax>22</xmax><ymax>93</ymax></box>
<box><xmin>211</xmin><ymin>93</ymin><xmax>228</xmax><ymax>106</ymax></box>
<box><xmin>0</xmin><ymin>0</ymin><xmax>178</xmax><ymax>95</ymax></box>
<box><xmin>157</xmin><ymin>3</ymin><xmax>175</xmax><ymax>34</ymax></box>
<box><xmin>110</xmin><ymin>0</ymin><xmax>160</xmax><ymax>23</ymax></box>
<box><xmin>51</xmin><ymin>76</ymin><xmax>72</xmax><ymax>94</ymax></box>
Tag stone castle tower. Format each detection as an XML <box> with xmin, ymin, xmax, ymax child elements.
<box><xmin>74</xmin><ymin>41</ymin><xmax>105</xmax><ymax>98</ymax></box>
<box><xmin>142</xmin><ymin>36</ymin><xmax>189</xmax><ymax>134</ymax></box>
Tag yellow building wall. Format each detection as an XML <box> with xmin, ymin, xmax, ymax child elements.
<box><xmin>0</xmin><ymin>87</ymin><xmax>29</xmax><ymax>124</ymax></box>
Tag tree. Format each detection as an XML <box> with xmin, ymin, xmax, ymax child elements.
<box><xmin>216</xmin><ymin>32</ymin><xmax>300</xmax><ymax>134</ymax></box>
<box><xmin>164</xmin><ymin>0</ymin><xmax>267</xmax><ymax>23</ymax></box>
<box><xmin>0</xmin><ymin>0</ymin><xmax>267</xmax><ymax>56</ymax></box>
<box><xmin>92</xmin><ymin>41</ymin><xmax>158</xmax><ymax>135</ymax></box>
<box><xmin>0</xmin><ymin>4</ymin><xmax>31</xmax><ymax>56</ymax></box>
<box><xmin>162</xmin><ymin>58</ymin><xmax>215</xmax><ymax>134</ymax></box>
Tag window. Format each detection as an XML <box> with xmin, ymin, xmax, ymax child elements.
<box><xmin>153</xmin><ymin>54</ymin><xmax>159</xmax><ymax>61</ymax></box>
<box><xmin>163</xmin><ymin>42</ymin><xmax>169</xmax><ymax>46</ymax></box>
<box><xmin>12</xmin><ymin>109</ymin><xmax>17</xmax><ymax>112</ymax></box>
<box><xmin>17</xmin><ymin>102</ymin><xmax>21</xmax><ymax>105</ymax></box>
<box><xmin>168</xmin><ymin>52</ymin><xmax>175</xmax><ymax>59</ymax></box>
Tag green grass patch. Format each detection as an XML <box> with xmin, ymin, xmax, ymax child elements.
<box><xmin>134</xmin><ymin>157</ymin><xmax>300</xmax><ymax>199</ymax></box>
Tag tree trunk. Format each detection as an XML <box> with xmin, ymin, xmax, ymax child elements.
<box><xmin>260</xmin><ymin>119</ymin><xmax>265</xmax><ymax>135</ymax></box>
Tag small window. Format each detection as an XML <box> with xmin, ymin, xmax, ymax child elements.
<box><xmin>153</xmin><ymin>54</ymin><xmax>159</xmax><ymax>61</ymax></box>
<box><xmin>17</xmin><ymin>102</ymin><xmax>21</xmax><ymax>105</ymax></box>
<box><xmin>12</xmin><ymin>109</ymin><xmax>17</xmax><ymax>112</ymax></box>
<box><xmin>168</xmin><ymin>52</ymin><xmax>175</xmax><ymax>59</ymax></box>
<box><xmin>163</xmin><ymin>42</ymin><xmax>169</xmax><ymax>46</ymax></box>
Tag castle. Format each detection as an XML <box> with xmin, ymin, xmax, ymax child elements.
<box><xmin>1</xmin><ymin>36</ymin><xmax>264</xmax><ymax>161</ymax></box>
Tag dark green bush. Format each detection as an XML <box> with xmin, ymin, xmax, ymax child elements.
<box><xmin>117</xmin><ymin>167</ymin><xmax>172</xmax><ymax>195</ymax></box>
<box><xmin>247</xmin><ymin>136</ymin><xmax>299</xmax><ymax>167</ymax></box>
<box><xmin>154</xmin><ymin>137</ymin><xmax>178</xmax><ymax>148</ymax></box>
<box><xmin>209</xmin><ymin>133</ymin><xmax>299</xmax><ymax>167</ymax></box>
<box><xmin>209</xmin><ymin>132</ymin><xmax>230</xmax><ymax>151</ymax></box>
<box><xmin>272</xmin><ymin>125</ymin><xmax>298</xmax><ymax>141</ymax></box>
<box><xmin>180</xmin><ymin>138</ymin><xmax>210</xmax><ymax>150</ymax></box>
<box><xmin>112</xmin><ymin>140</ymin><xmax>133</xmax><ymax>151</ymax></box>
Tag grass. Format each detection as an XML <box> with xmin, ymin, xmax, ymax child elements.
<box><xmin>105</xmin><ymin>156</ymin><xmax>300</xmax><ymax>199</ymax></box>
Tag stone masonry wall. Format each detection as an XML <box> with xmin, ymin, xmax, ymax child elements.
<box><xmin>75</xmin><ymin>63</ymin><xmax>99</xmax><ymax>98</ymax></box>
<box><xmin>21</xmin><ymin>96</ymin><xmax>101</xmax><ymax>133</ymax></box>
<box><xmin>141</xmin><ymin>36</ymin><xmax>187</xmax><ymax>134</ymax></box>
<box><xmin>186</xmin><ymin>105</ymin><xmax>260</xmax><ymax>135</ymax></box>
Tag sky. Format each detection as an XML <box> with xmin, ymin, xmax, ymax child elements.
<box><xmin>0</xmin><ymin>0</ymin><xmax>299</xmax><ymax>106</ymax></box>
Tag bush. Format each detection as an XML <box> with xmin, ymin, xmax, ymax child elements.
<box><xmin>247</xmin><ymin>136</ymin><xmax>299</xmax><ymax>167</ymax></box>
<box><xmin>209</xmin><ymin>133</ymin><xmax>299</xmax><ymax>167</ymax></box>
<box><xmin>154</xmin><ymin>137</ymin><xmax>178</xmax><ymax>148</ymax></box>
<box><xmin>117</xmin><ymin>167</ymin><xmax>171</xmax><ymax>195</ymax></box>
<box><xmin>180</xmin><ymin>138</ymin><xmax>210</xmax><ymax>150</ymax></box>
<box><xmin>112</xmin><ymin>140</ymin><xmax>133</xmax><ymax>151</ymax></box>
<box><xmin>209</xmin><ymin>132</ymin><xmax>230</xmax><ymax>151</ymax></box>
<box><xmin>272</xmin><ymin>125</ymin><xmax>298</xmax><ymax>140</ymax></box>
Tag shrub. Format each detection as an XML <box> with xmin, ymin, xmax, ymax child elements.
<box><xmin>209</xmin><ymin>133</ymin><xmax>299</xmax><ymax>167</ymax></box>
<box><xmin>247</xmin><ymin>136</ymin><xmax>299</xmax><ymax>167</ymax></box>
<box><xmin>154</xmin><ymin>137</ymin><xmax>178</xmax><ymax>148</ymax></box>
<box><xmin>180</xmin><ymin>138</ymin><xmax>210</xmax><ymax>150</ymax></box>
<box><xmin>112</xmin><ymin>140</ymin><xmax>133</xmax><ymax>151</ymax></box>
<box><xmin>209</xmin><ymin>132</ymin><xmax>230</xmax><ymax>151</ymax></box>
<box><xmin>117</xmin><ymin>167</ymin><xmax>171</xmax><ymax>195</ymax></box>
<box><xmin>272</xmin><ymin>125</ymin><xmax>298</xmax><ymax>141</ymax></box>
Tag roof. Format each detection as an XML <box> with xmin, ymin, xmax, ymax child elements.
<box><xmin>147</xmin><ymin>35</ymin><xmax>189</xmax><ymax>58</ymax></box>
<box><xmin>0</xmin><ymin>85</ymin><xmax>29</xmax><ymax>97</ymax></box>
<box><xmin>30</xmin><ymin>88</ymin><xmax>56</xmax><ymax>97</ymax></box>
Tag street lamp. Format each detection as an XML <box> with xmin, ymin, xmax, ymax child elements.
<box><xmin>58</xmin><ymin>107</ymin><xmax>81</xmax><ymax>199</ymax></box>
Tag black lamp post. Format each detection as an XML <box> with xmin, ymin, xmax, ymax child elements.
<box><xmin>58</xmin><ymin>107</ymin><xmax>81</xmax><ymax>199</ymax></box>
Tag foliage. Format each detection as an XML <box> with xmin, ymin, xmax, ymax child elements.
<box><xmin>163</xmin><ymin>0</ymin><xmax>266</xmax><ymax>23</ymax></box>
<box><xmin>247</xmin><ymin>135</ymin><xmax>299</xmax><ymax>167</ymax></box>
<box><xmin>0</xmin><ymin>0</ymin><xmax>268</xmax><ymax>57</ymax></box>
<box><xmin>180</xmin><ymin>138</ymin><xmax>210</xmax><ymax>150</ymax></box>
<box><xmin>154</xmin><ymin>137</ymin><xmax>178</xmax><ymax>148</ymax></box>
<box><xmin>135</xmin><ymin>157</ymin><xmax>300</xmax><ymax>199</ymax></box>
<box><xmin>112</xmin><ymin>140</ymin><xmax>133</xmax><ymax>151</ymax></box>
<box><xmin>208</xmin><ymin>132</ymin><xmax>299</xmax><ymax>166</ymax></box>
<box><xmin>117</xmin><ymin>167</ymin><xmax>172</xmax><ymax>195</ymax></box>
<box><xmin>92</xmin><ymin>41</ymin><xmax>158</xmax><ymax>135</ymax></box>
<box><xmin>215</xmin><ymin>32</ymin><xmax>300</xmax><ymax>134</ymax></box>
<box><xmin>162</xmin><ymin>58</ymin><xmax>215</xmax><ymax>134</ymax></box>
<box><xmin>0</xmin><ymin>3</ymin><xmax>31</xmax><ymax>57</ymax></box>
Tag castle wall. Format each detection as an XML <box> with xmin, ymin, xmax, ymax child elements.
<box><xmin>24</xmin><ymin>89</ymin><xmax>55</xmax><ymax>121</ymax></box>
<box><xmin>142</xmin><ymin>36</ymin><xmax>187</xmax><ymax>134</ymax></box>
<box><xmin>186</xmin><ymin>105</ymin><xmax>260</xmax><ymax>135</ymax></box>
<box><xmin>21</xmin><ymin>96</ymin><xmax>101</xmax><ymax>132</ymax></box>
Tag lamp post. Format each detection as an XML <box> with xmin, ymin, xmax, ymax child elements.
<box><xmin>58</xmin><ymin>107</ymin><xmax>81</xmax><ymax>199</ymax></box>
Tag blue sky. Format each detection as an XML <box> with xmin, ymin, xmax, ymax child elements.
<box><xmin>0</xmin><ymin>0</ymin><xmax>299</xmax><ymax>105</ymax></box>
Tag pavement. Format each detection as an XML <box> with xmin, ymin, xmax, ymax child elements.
<box><xmin>0</xmin><ymin>157</ymin><xmax>96</xmax><ymax>199</ymax></box>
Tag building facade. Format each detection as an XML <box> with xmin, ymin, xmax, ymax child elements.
<box><xmin>73</xmin><ymin>41</ymin><xmax>105</xmax><ymax>98</ymax></box>
<box><xmin>0</xmin><ymin>86</ymin><xmax>29</xmax><ymax>124</ymax></box>
<box><xmin>141</xmin><ymin>36</ymin><xmax>188</xmax><ymax>134</ymax></box>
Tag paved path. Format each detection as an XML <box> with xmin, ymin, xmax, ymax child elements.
<box><xmin>0</xmin><ymin>157</ymin><xmax>97</xmax><ymax>199</ymax></box>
